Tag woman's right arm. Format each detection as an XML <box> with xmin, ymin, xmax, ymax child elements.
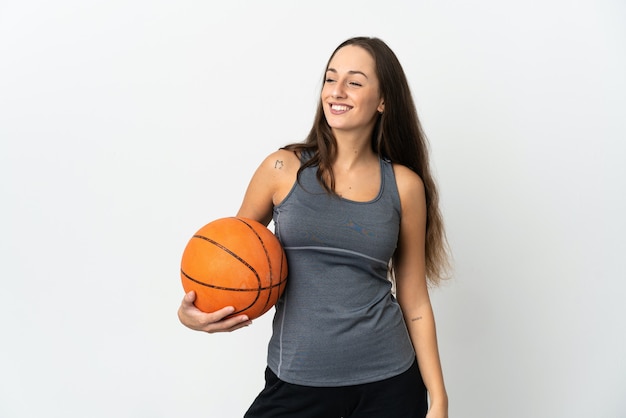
<box><xmin>177</xmin><ymin>149</ymin><xmax>298</xmax><ymax>333</ymax></box>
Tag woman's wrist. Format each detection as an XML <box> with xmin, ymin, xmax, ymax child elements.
<box><xmin>429</xmin><ymin>391</ymin><xmax>449</xmax><ymax>408</ymax></box>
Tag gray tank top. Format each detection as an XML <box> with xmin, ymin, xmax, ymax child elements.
<box><xmin>268</xmin><ymin>153</ymin><xmax>416</xmax><ymax>386</ymax></box>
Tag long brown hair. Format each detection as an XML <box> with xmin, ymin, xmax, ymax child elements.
<box><xmin>284</xmin><ymin>37</ymin><xmax>450</xmax><ymax>285</ymax></box>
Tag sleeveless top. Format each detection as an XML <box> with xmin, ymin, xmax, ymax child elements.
<box><xmin>268</xmin><ymin>152</ymin><xmax>416</xmax><ymax>387</ymax></box>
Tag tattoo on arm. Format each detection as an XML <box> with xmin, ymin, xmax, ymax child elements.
<box><xmin>274</xmin><ymin>160</ymin><xmax>284</xmax><ymax>169</ymax></box>
<box><xmin>411</xmin><ymin>316</ymin><xmax>423</xmax><ymax>322</ymax></box>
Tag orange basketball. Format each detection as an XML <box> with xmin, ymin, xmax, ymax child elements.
<box><xmin>180</xmin><ymin>217</ymin><xmax>288</xmax><ymax>320</ymax></box>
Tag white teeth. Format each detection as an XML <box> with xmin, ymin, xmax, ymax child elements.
<box><xmin>331</xmin><ymin>104</ymin><xmax>350</xmax><ymax>111</ymax></box>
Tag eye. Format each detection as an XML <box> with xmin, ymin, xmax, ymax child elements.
<box><xmin>324</xmin><ymin>77</ymin><xmax>336</xmax><ymax>83</ymax></box>
<box><xmin>349</xmin><ymin>81</ymin><xmax>362</xmax><ymax>87</ymax></box>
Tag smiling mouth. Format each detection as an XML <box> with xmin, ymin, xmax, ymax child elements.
<box><xmin>330</xmin><ymin>104</ymin><xmax>352</xmax><ymax>112</ymax></box>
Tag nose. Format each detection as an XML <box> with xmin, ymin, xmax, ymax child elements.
<box><xmin>330</xmin><ymin>81</ymin><xmax>346</xmax><ymax>99</ymax></box>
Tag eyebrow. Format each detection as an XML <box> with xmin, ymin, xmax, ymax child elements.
<box><xmin>326</xmin><ymin>68</ymin><xmax>369</xmax><ymax>79</ymax></box>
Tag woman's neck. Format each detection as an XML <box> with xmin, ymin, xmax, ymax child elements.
<box><xmin>332</xmin><ymin>131</ymin><xmax>377</xmax><ymax>172</ymax></box>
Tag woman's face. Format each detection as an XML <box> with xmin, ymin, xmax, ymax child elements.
<box><xmin>321</xmin><ymin>45</ymin><xmax>385</xmax><ymax>138</ymax></box>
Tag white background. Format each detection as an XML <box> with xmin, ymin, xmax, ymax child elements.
<box><xmin>1</xmin><ymin>1</ymin><xmax>625</xmax><ymax>417</ymax></box>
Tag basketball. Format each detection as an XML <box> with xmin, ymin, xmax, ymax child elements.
<box><xmin>180</xmin><ymin>217</ymin><xmax>288</xmax><ymax>320</ymax></box>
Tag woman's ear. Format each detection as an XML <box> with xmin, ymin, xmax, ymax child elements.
<box><xmin>378</xmin><ymin>100</ymin><xmax>385</xmax><ymax>114</ymax></box>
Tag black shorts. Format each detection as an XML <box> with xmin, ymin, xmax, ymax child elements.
<box><xmin>244</xmin><ymin>359</ymin><xmax>427</xmax><ymax>418</ymax></box>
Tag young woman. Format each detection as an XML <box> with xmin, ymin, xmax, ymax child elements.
<box><xmin>178</xmin><ymin>37</ymin><xmax>450</xmax><ymax>418</ymax></box>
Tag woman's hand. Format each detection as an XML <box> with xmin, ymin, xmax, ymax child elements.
<box><xmin>177</xmin><ymin>291</ymin><xmax>252</xmax><ymax>333</ymax></box>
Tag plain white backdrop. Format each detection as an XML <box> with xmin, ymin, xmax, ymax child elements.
<box><xmin>1</xmin><ymin>1</ymin><xmax>625</xmax><ymax>417</ymax></box>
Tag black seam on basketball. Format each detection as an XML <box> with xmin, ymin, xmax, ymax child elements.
<box><xmin>191</xmin><ymin>232</ymin><xmax>261</xmax><ymax>312</ymax></box>
<box><xmin>192</xmin><ymin>234</ymin><xmax>259</xmax><ymax>275</ymax></box>
<box><xmin>233</xmin><ymin>218</ymin><xmax>275</xmax><ymax>311</ymax></box>
<box><xmin>181</xmin><ymin>268</ymin><xmax>285</xmax><ymax>291</ymax></box>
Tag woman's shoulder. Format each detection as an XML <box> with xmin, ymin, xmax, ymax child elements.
<box><xmin>258</xmin><ymin>148</ymin><xmax>301</xmax><ymax>173</ymax></box>
<box><xmin>252</xmin><ymin>149</ymin><xmax>301</xmax><ymax>194</ymax></box>
<box><xmin>392</xmin><ymin>163</ymin><xmax>425</xmax><ymax>203</ymax></box>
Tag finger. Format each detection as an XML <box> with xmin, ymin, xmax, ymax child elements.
<box><xmin>224</xmin><ymin>319</ymin><xmax>253</xmax><ymax>332</ymax></box>
<box><xmin>182</xmin><ymin>290</ymin><xmax>196</xmax><ymax>304</ymax></box>
<box><xmin>206</xmin><ymin>305</ymin><xmax>237</xmax><ymax>321</ymax></box>
<box><xmin>208</xmin><ymin>320</ymin><xmax>252</xmax><ymax>333</ymax></box>
<box><xmin>206</xmin><ymin>315</ymin><xmax>252</xmax><ymax>334</ymax></box>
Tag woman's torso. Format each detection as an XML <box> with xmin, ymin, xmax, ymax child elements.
<box><xmin>266</xmin><ymin>151</ymin><xmax>416</xmax><ymax>387</ymax></box>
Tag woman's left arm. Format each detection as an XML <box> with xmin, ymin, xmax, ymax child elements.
<box><xmin>393</xmin><ymin>165</ymin><xmax>448</xmax><ymax>418</ymax></box>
